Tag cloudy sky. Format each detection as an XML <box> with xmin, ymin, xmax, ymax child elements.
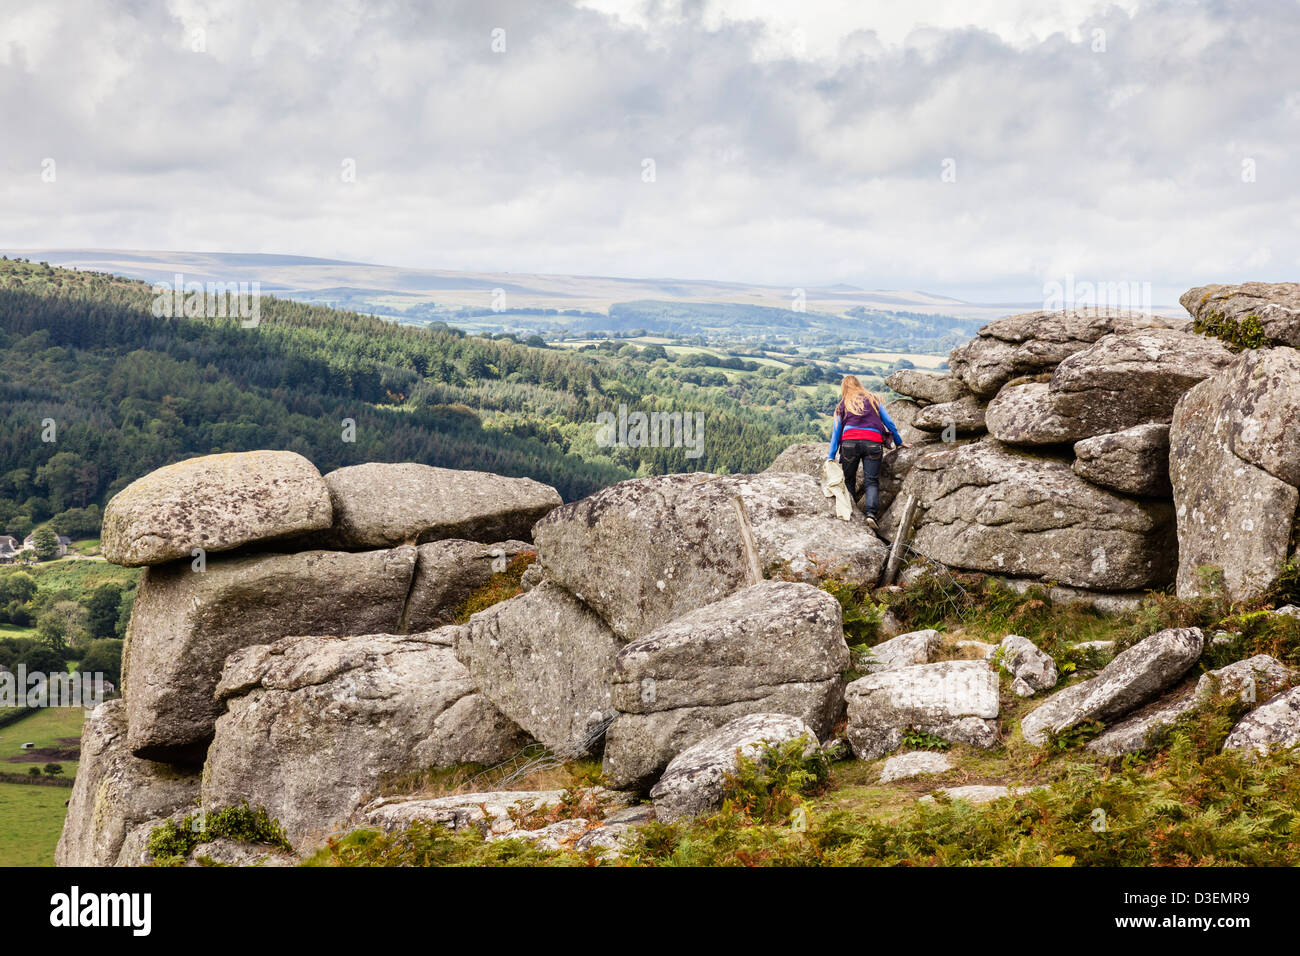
<box><xmin>1</xmin><ymin>0</ymin><xmax>1296</xmax><ymax>300</ymax></box>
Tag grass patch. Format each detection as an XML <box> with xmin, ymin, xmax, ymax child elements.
<box><xmin>0</xmin><ymin>782</ymin><xmax>72</xmax><ymax>866</ymax></box>
<box><xmin>453</xmin><ymin>552</ymin><xmax>537</xmax><ymax>623</ymax></box>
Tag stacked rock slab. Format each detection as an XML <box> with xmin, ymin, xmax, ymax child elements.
<box><xmin>300</xmin><ymin>462</ymin><xmax>561</xmax><ymax>548</ymax></box>
<box><xmin>62</xmin><ymin>451</ymin><xmax>568</xmax><ymax>864</ymax></box>
<box><xmin>602</xmin><ymin>581</ymin><xmax>848</xmax><ymax>790</ymax></box>
<box><xmin>124</xmin><ymin>546</ymin><xmax>418</xmax><ymax>761</ymax></box>
<box><xmin>984</xmin><ymin>329</ymin><xmax>1233</xmax><ymax>445</ymax></box>
<box><xmin>1170</xmin><ymin>347</ymin><xmax>1300</xmax><ymax>601</ymax></box>
<box><xmin>1087</xmin><ymin>655</ymin><xmax>1293</xmax><ymax>756</ymax></box>
<box><xmin>879</xmin><ymin>440</ymin><xmax>1175</xmax><ymax>591</ymax></box>
<box><xmin>1019</xmin><ymin>628</ymin><xmax>1204</xmax><ymax>746</ymax></box>
<box><xmin>948</xmin><ymin>309</ymin><xmax>1179</xmax><ymax>398</ymax></box>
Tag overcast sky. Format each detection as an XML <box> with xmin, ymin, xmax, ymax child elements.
<box><xmin>1</xmin><ymin>0</ymin><xmax>1296</xmax><ymax>301</ymax></box>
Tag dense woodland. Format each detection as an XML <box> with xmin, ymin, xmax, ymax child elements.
<box><xmin>0</xmin><ymin>258</ymin><xmax>851</xmax><ymax>544</ymax></box>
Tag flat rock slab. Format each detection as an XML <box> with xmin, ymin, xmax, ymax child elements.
<box><xmin>1020</xmin><ymin>627</ymin><xmax>1204</xmax><ymax>746</ymax></box>
<box><xmin>363</xmin><ymin>788</ymin><xmax>634</xmax><ymax>836</ymax></box>
<box><xmin>922</xmin><ymin>784</ymin><xmax>1032</xmax><ymax>805</ymax></box>
<box><xmin>603</xmin><ymin>581</ymin><xmax>848</xmax><ymax>790</ymax></box>
<box><xmin>307</xmin><ymin>462</ymin><xmax>561</xmax><ymax>548</ymax></box>
<box><xmin>856</xmin><ymin>629</ymin><xmax>941</xmax><ymax>673</ymax></box>
<box><xmin>123</xmin><ymin>546</ymin><xmax>417</xmax><ymax>761</ymax></box>
<box><xmin>55</xmin><ymin>700</ymin><xmax>201</xmax><ymax>867</ymax></box>
<box><xmin>650</xmin><ymin>713</ymin><xmax>817</xmax><ymax>823</ymax></box>
<box><xmin>534</xmin><ymin>471</ymin><xmax>886</xmax><ymax>641</ymax></box>
<box><xmin>452</xmin><ymin>581</ymin><xmax>624</xmax><ymax>751</ymax></box>
<box><xmin>879</xmin><ymin>750</ymin><xmax>953</xmax><ymax>783</ymax></box>
<box><xmin>204</xmin><ymin>630</ymin><xmax>530</xmax><ymax>850</ymax></box>
<box><xmin>846</xmin><ymin>660</ymin><xmax>1001</xmax><ymax>760</ymax></box>
<box><xmin>101</xmin><ymin>450</ymin><xmax>333</xmax><ymax>566</ymax></box>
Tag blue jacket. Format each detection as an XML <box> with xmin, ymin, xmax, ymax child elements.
<box><xmin>828</xmin><ymin>403</ymin><xmax>903</xmax><ymax>459</ymax></box>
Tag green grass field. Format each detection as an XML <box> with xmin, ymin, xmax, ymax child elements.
<box><xmin>0</xmin><ymin>705</ymin><xmax>85</xmax><ymax>778</ymax></box>
<box><xmin>0</xmin><ymin>783</ymin><xmax>72</xmax><ymax>866</ymax></box>
<box><xmin>0</xmin><ymin>707</ymin><xmax>84</xmax><ymax>867</ymax></box>
<box><xmin>0</xmin><ymin>558</ymin><xmax>139</xmax><ymax>596</ymax></box>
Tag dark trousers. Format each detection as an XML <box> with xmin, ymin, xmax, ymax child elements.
<box><xmin>840</xmin><ymin>439</ymin><xmax>884</xmax><ymax>516</ymax></box>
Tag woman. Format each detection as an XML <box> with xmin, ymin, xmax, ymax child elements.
<box><xmin>827</xmin><ymin>375</ymin><xmax>908</xmax><ymax>529</ymax></box>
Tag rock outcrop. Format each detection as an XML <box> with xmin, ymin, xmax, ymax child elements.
<box><xmin>880</xmin><ymin>441</ymin><xmax>1176</xmax><ymax>591</ymax></box>
<box><xmin>845</xmin><ymin>660</ymin><xmax>1000</xmax><ymax>759</ymax></box>
<box><xmin>985</xmin><ymin>329</ymin><xmax>1233</xmax><ymax>446</ymax></box>
<box><xmin>1087</xmin><ymin>655</ymin><xmax>1294</xmax><ymax>756</ymax></box>
<box><xmin>650</xmin><ymin>713</ymin><xmax>816</xmax><ymax>822</ymax></box>
<box><xmin>602</xmin><ymin>581</ymin><xmax>847</xmax><ymax>790</ymax></box>
<box><xmin>451</xmin><ymin>581</ymin><xmax>624</xmax><ymax>751</ymax></box>
<box><xmin>55</xmin><ymin>701</ymin><xmax>200</xmax><ymax>867</ymax></box>
<box><xmin>948</xmin><ymin>309</ymin><xmax>1177</xmax><ymax>397</ymax></box>
<box><xmin>203</xmin><ymin>630</ymin><xmax>529</xmax><ymax>848</ymax></box>
<box><xmin>1170</xmin><ymin>348</ymin><xmax>1300</xmax><ymax>601</ymax></box>
<box><xmin>533</xmin><ymin>472</ymin><xmax>886</xmax><ymax>641</ymax></box>
<box><xmin>885</xmin><ymin>369</ymin><xmax>970</xmax><ymax>406</ymax></box>
<box><xmin>1181</xmin><ymin>282</ymin><xmax>1300</xmax><ymax>348</ymax></box>
<box><xmin>101</xmin><ymin>450</ymin><xmax>333</xmax><ymax>566</ymax></box>
<box><xmin>123</xmin><ymin>546</ymin><xmax>418</xmax><ymax>761</ymax></box>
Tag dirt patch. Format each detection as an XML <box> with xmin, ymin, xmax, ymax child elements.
<box><xmin>5</xmin><ymin>747</ymin><xmax>79</xmax><ymax>763</ymax></box>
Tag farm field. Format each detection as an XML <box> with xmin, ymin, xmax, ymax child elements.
<box><xmin>0</xmin><ymin>707</ymin><xmax>85</xmax><ymax>867</ymax></box>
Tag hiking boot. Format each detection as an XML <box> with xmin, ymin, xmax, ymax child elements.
<box><xmin>865</xmin><ymin>515</ymin><xmax>878</xmax><ymax>531</ymax></box>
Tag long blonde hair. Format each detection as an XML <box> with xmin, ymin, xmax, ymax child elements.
<box><xmin>840</xmin><ymin>375</ymin><xmax>881</xmax><ymax>416</ymax></box>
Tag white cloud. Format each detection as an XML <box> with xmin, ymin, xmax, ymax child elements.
<box><xmin>0</xmin><ymin>0</ymin><xmax>1296</xmax><ymax>301</ymax></box>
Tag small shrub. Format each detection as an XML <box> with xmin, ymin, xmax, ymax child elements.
<box><xmin>819</xmin><ymin>578</ymin><xmax>885</xmax><ymax>645</ymax></box>
<box><xmin>1193</xmin><ymin>310</ymin><xmax>1269</xmax><ymax>351</ymax></box>
<box><xmin>146</xmin><ymin>802</ymin><xmax>291</xmax><ymax>866</ymax></box>
<box><xmin>721</xmin><ymin>736</ymin><xmax>831</xmax><ymax>825</ymax></box>
<box><xmin>901</xmin><ymin>730</ymin><xmax>951</xmax><ymax>751</ymax></box>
